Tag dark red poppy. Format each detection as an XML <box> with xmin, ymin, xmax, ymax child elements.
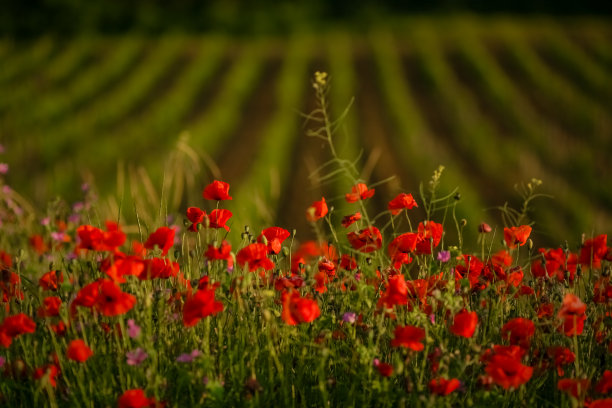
<box><xmin>558</xmin><ymin>378</ymin><xmax>590</xmax><ymax>399</ymax></box>
<box><xmin>39</xmin><ymin>270</ymin><xmax>63</xmax><ymax>291</ymax></box>
<box><xmin>390</xmin><ymin>325</ymin><xmax>425</xmax><ymax>351</ymax></box>
<box><xmin>547</xmin><ymin>347</ymin><xmax>575</xmax><ymax>376</ymax></box>
<box><xmin>484</xmin><ymin>354</ymin><xmax>532</xmax><ymax>389</ymax></box>
<box><xmin>67</xmin><ymin>339</ymin><xmax>93</xmax><ymax>362</ymax></box>
<box><xmin>345</xmin><ymin>183</ymin><xmax>375</xmax><ymax>203</ymax></box>
<box><xmin>33</xmin><ymin>364</ymin><xmax>59</xmax><ymax>387</ymax></box>
<box><xmin>258</xmin><ymin>227</ymin><xmax>290</xmax><ymax>254</ymax></box>
<box><xmin>595</xmin><ymin>370</ymin><xmax>612</xmax><ymax>394</ymax></box>
<box><xmin>589</xmin><ymin>399</ymin><xmax>612</xmax><ymax>408</ymax></box>
<box><xmin>558</xmin><ymin>293</ymin><xmax>587</xmax><ymax>336</ymax></box>
<box><xmin>95</xmin><ymin>280</ymin><xmax>136</xmax><ymax>317</ymax></box>
<box><xmin>0</xmin><ymin>313</ymin><xmax>36</xmax><ymax>348</ymax></box>
<box><xmin>182</xmin><ymin>288</ymin><xmax>224</xmax><ymax>327</ymax></box>
<box><xmin>237</xmin><ymin>243</ymin><xmax>274</xmax><ymax>272</ymax></box>
<box><xmin>347</xmin><ymin>226</ymin><xmax>382</xmax><ymax>253</ymax></box>
<box><xmin>281</xmin><ymin>290</ymin><xmax>320</xmax><ymax>325</ymax></box>
<box><xmin>503</xmin><ymin>225</ymin><xmax>532</xmax><ymax>249</ymax></box>
<box><xmin>375</xmin><ymin>362</ymin><xmax>393</xmax><ymax>377</ymax></box>
<box><xmin>339</xmin><ymin>254</ymin><xmax>357</xmax><ymax>271</ymax></box>
<box><xmin>579</xmin><ymin>234</ymin><xmax>608</xmax><ymax>269</ymax></box>
<box><xmin>29</xmin><ymin>234</ymin><xmax>48</xmax><ymax>254</ymax></box>
<box><xmin>388</xmin><ymin>233</ymin><xmax>418</xmax><ymax>268</ymax></box>
<box><xmin>429</xmin><ymin>377</ymin><xmax>460</xmax><ymax>395</ymax></box>
<box><xmin>450</xmin><ymin>310</ymin><xmax>478</xmax><ymax>338</ymax></box>
<box><xmin>501</xmin><ymin>318</ymin><xmax>535</xmax><ymax>349</ymax></box>
<box><xmin>341</xmin><ymin>212</ymin><xmax>361</xmax><ymax>228</ymax></box>
<box><xmin>388</xmin><ymin>193</ymin><xmax>418</xmax><ymax>215</ymax></box>
<box><xmin>306</xmin><ymin>197</ymin><xmax>328</xmax><ymax>222</ymax></box>
<box><xmin>204</xmin><ymin>241</ymin><xmax>233</xmax><ymax>268</ymax></box>
<box><xmin>203</xmin><ymin>180</ymin><xmax>232</xmax><ymax>201</ymax></box>
<box><xmin>186</xmin><ymin>207</ymin><xmax>206</xmax><ymax>231</ymax></box>
<box><xmin>37</xmin><ymin>296</ymin><xmax>62</xmax><ymax>318</ymax></box>
<box><xmin>144</xmin><ymin>227</ymin><xmax>175</xmax><ymax>256</ymax></box>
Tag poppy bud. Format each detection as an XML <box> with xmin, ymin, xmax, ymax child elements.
<box><xmin>183</xmin><ymin>219</ymin><xmax>190</xmax><ymax>227</ymax></box>
<box><xmin>244</xmin><ymin>225</ymin><xmax>250</xmax><ymax>233</ymax></box>
<box><xmin>527</xmin><ymin>239</ymin><xmax>533</xmax><ymax>251</ymax></box>
<box><xmin>454</xmin><ymin>192</ymin><xmax>461</xmax><ymax>201</ymax></box>
<box><xmin>478</xmin><ymin>223</ymin><xmax>492</xmax><ymax>233</ymax></box>
<box><xmin>292</xmin><ymin>229</ymin><xmax>297</xmax><ymax>237</ymax></box>
<box><xmin>460</xmin><ymin>219</ymin><xmax>467</xmax><ymax>228</ymax></box>
<box><xmin>281</xmin><ymin>247</ymin><xmax>289</xmax><ymax>257</ymax></box>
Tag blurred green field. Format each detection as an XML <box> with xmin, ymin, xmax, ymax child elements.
<box><xmin>0</xmin><ymin>16</ymin><xmax>611</xmax><ymax>246</ymax></box>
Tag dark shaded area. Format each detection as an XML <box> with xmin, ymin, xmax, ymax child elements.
<box><xmin>2</xmin><ymin>0</ymin><xmax>612</xmax><ymax>37</ymax></box>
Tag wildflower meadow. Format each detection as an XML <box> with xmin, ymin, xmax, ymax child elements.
<box><xmin>0</xmin><ymin>71</ymin><xmax>611</xmax><ymax>408</ymax></box>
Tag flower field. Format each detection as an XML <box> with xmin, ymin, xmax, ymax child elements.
<box><xmin>1</xmin><ymin>62</ymin><xmax>612</xmax><ymax>407</ymax></box>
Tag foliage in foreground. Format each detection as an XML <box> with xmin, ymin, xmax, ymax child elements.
<box><xmin>0</xmin><ymin>73</ymin><xmax>611</xmax><ymax>407</ymax></box>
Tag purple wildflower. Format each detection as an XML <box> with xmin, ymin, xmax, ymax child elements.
<box><xmin>126</xmin><ymin>348</ymin><xmax>148</xmax><ymax>366</ymax></box>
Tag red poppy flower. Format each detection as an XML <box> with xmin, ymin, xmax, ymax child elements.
<box><xmin>531</xmin><ymin>247</ymin><xmax>578</xmax><ymax>282</ymax></box>
<box><xmin>118</xmin><ymin>389</ymin><xmax>158</xmax><ymax>408</ymax></box>
<box><xmin>378</xmin><ymin>274</ymin><xmax>408</xmax><ymax>309</ymax></box>
<box><xmin>345</xmin><ymin>183</ymin><xmax>375</xmax><ymax>203</ymax></box>
<box><xmin>339</xmin><ymin>254</ymin><xmax>357</xmax><ymax>271</ymax></box>
<box><xmin>429</xmin><ymin>377</ymin><xmax>461</xmax><ymax>395</ymax></box>
<box><xmin>484</xmin><ymin>354</ymin><xmax>533</xmax><ymax>389</ymax></box>
<box><xmin>33</xmin><ymin>364</ymin><xmax>59</xmax><ymax>387</ymax></box>
<box><xmin>558</xmin><ymin>293</ymin><xmax>587</xmax><ymax>336</ymax></box>
<box><xmin>375</xmin><ymin>362</ymin><xmax>394</xmax><ymax>377</ymax></box>
<box><xmin>589</xmin><ymin>399</ymin><xmax>612</xmax><ymax>408</ymax></box>
<box><xmin>503</xmin><ymin>225</ymin><xmax>532</xmax><ymax>249</ymax></box>
<box><xmin>547</xmin><ymin>346</ymin><xmax>575</xmax><ymax>376</ymax></box>
<box><xmin>29</xmin><ymin>234</ymin><xmax>48</xmax><ymax>254</ymax></box>
<box><xmin>306</xmin><ymin>197</ymin><xmax>328</xmax><ymax>222</ymax></box>
<box><xmin>347</xmin><ymin>226</ymin><xmax>382</xmax><ymax>253</ymax></box>
<box><xmin>102</xmin><ymin>254</ymin><xmax>146</xmax><ymax>283</ymax></box>
<box><xmin>281</xmin><ymin>290</ymin><xmax>320</xmax><ymax>325</ymax></box>
<box><xmin>186</xmin><ymin>207</ymin><xmax>206</xmax><ymax>231</ymax></box>
<box><xmin>67</xmin><ymin>339</ymin><xmax>93</xmax><ymax>362</ymax></box>
<box><xmin>140</xmin><ymin>258</ymin><xmax>179</xmax><ymax>280</ymax></box>
<box><xmin>0</xmin><ymin>313</ymin><xmax>36</xmax><ymax>348</ymax></box>
<box><xmin>37</xmin><ymin>296</ymin><xmax>62</xmax><ymax>318</ymax></box>
<box><xmin>450</xmin><ymin>310</ymin><xmax>478</xmax><ymax>338</ymax></box>
<box><xmin>204</xmin><ymin>241</ymin><xmax>233</xmax><ymax>268</ymax></box>
<box><xmin>258</xmin><ymin>227</ymin><xmax>290</xmax><ymax>254</ymax></box>
<box><xmin>388</xmin><ymin>193</ymin><xmax>418</xmax><ymax>215</ymax></box>
<box><xmin>237</xmin><ymin>243</ymin><xmax>274</xmax><ymax>272</ymax></box>
<box><xmin>341</xmin><ymin>212</ymin><xmax>361</xmax><ymax>228</ymax></box>
<box><xmin>144</xmin><ymin>227</ymin><xmax>175</xmax><ymax>256</ymax></box>
<box><xmin>70</xmin><ymin>280</ymin><xmax>103</xmax><ymax>315</ymax></box>
<box><xmin>208</xmin><ymin>209</ymin><xmax>232</xmax><ymax>231</ymax></box>
<box><xmin>579</xmin><ymin>234</ymin><xmax>608</xmax><ymax>269</ymax></box>
<box><xmin>38</xmin><ymin>270</ymin><xmax>64</xmax><ymax>291</ymax></box>
<box><xmin>416</xmin><ymin>221</ymin><xmax>443</xmax><ymax>255</ymax></box>
<box><xmin>388</xmin><ymin>233</ymin><xmax>419</xmax><ymax>268</ymax></box>
<box><xmin>95</xmin><ymin>280</ymin><xmax>136</xmax><ymax>317</ymax></box>
<box><xmin>76</xmin><ymin>222</ymin><xmax>126</xmax><ymax>252</ymax></box>
<box><xmin>390</xmin><ymin>325</ymin><xmax>426</xmax><ymax>351</ymax></box>
<box><xmin>202</xmin><ymin>180</ymin><xmax>232</xmax><ymax>201</ymax></box>
<box><xmin>595</xmin><ymin>370</ymin><xmax>612</xmax><ymax>394</ymax></box>
<box><xmin>558</xmin><ymin>378</ymin><xmax>590</xmax><ymax>399</ymax></box>
<box><xmin>182</xmin><ymin>288</ymin><xmax>224</xmax><ymax>327</ymax></box>
<box><xmin>501</xmin><ymin>318</ymin><xmax>535</xmax><ymax>349</ymax></box>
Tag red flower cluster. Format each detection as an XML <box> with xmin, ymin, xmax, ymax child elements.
<box><xmin>118</xmin><ymin>388</ymin><xmax>162</xmax><ymax>408</ymax></box>
<box><xmin>501</xmin><ymin>317</ymin><xmax>535</xmax><ymax>349</ymax></box>
<box><xmin>390</xmin><ymin>325</ymin><xmax>426</xmax><ymax>351</ymax></box>
<box><xmin>76</xmin><ymin>222</ymin><xmax>126</xmax><ymax>253</ymax></box>
<box><xmin>347</xmin><ymin>226</ymin><xmax>382</xmax><ymax>253</ymax></box>
<box><xmin>429</xmin><ymin>377</ymin><xmax>461</xmax><ymax>395</ymax></box>
<box><xmin>237</xmin><ymin>243</ymin><xmax>275</xmax><ymax>272</ymax></box>
<box><xmin>558</xmin><ymin>293</ymin><xmax>587</xmax><ymax>336</ymax></box>
<box><xmin>281</xmin><ymin>290</ymin><xmax>320</xmax><ymax>325</ymax></box>
<box><xmin>0</xmin><ymin>313</ymin><xmax>36</xmax><ymax>347</ymax></box>
<box><xmin>483</xmin><ymin>346</ymin><xmax>533</xmax><ymax>389</ymax></box>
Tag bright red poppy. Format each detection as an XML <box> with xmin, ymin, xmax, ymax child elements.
<box><xmin>345</xmin><ymin>183</ymin><xmax>375</xmax><ymax>203</ymax></box>
<box><xmin>140</xmin><ymin>258</ymin><xmax>179</xmax><ymax>280</ymax></box>
<box><xmin>258</xmin><ymin>227</ymin><xmax>290</xmax><ymax>254</ymax></box>
<box><xmin>390</xmin><ymin>325</ymin><xmax>426</xmax><ymax>351</ymax></box>
<box><xmin>485</xmin><ymin>354</ymin><xmax>533</xmax><ymax>389</ymax></box>
<box><xmin>182</xmin><ymin>287</ymin><xmax>224</xmax><ymax>327</ymax></box>
<box><xmin>237</xmin><ymin>243</ymin><xmax>274</xmax><ymax>272</ymax></box>
<box><xmin>341</xmin><ymin>212</ymin><xmax>361</xmax><ymax>228</ymax></box>
<box><xmin>67</xmin><ymin>339</ymin><xmax>93</xmax><ymax>363</ymax></box>
<box><xmin>503</xmin><ymin>225</ymin><xmax>532</xmax><ymax>249</ymax></box>
<box><xmin>95</xmin><ymin>280</ymin><xmax>136</xmax><ymax>317</ymax></box>
<box><xmin>429</xmin><ymin>377</ymin><xmax>461</xmax><ymax>395</ymax></box>
<box><xmin>388</xmin><ymin>193</ymin><xmax>418</xmax><ymax>215</ymax></box>
<box><xmin>281</xmin><ymin>290</ymin><xmax>320</xmax><ymax>325</ymax></box>
<box><xmin>202</xmin><ymin>180</ymin><xmax>232</xmax><ymax>201</ymax></box>
<box><xmin>450</xmin><ymin>310</ymin><xmax>478</xmax><ymax>338</ymax></box>
<box><xmin>347</xmin><ymin>226</ymin><xmax>382</xmax><ymax>253</ymax></box>
<box><xmin>501</xmin><ymin>318</ymin><xmax>535</xmax><ymax>349</ymax></box>
<box><xmin>378</xmin><ymin>274</ymin><xmax>408</xmax><ymax>309</ymax></box>
<box><xmin>388</xmin><ymin>233</ymin><xmax>419</xmax><ymax>268</ymax></box>
<box><xmin>144</xmin><ymin>227</ymin><xmax>175</xmax><ymax>256</ymax></box>
<box><xmin>208</xmin><ymin>209</ymin><xmax>233</xmax><ymax>231</ymax></box>
<box><xmin>204</xmin><ymin>241</ymin><xmax>233</xmax><ymax>268</ymax></box>
<box><xmin>186</xmin><ymin>207</ymin><xmax>206</xmax><ymax>231</ymax></box>
<box><xmin>118</xmin><ymin>389</ymin><xmax>158</xmax><ymax>408</ymax></box>
<box><xmin>416</xmin><ymin>221</ymin><xmax>443</xmax><ymax>255</ymax></box>
<box><xmin>306</xmin><ymin>197</ymin><xmax>328</xmax><ymax>222</ymax></box>
<box><xmin>39</xmin><ymin>270</ymin><xmax>64</xmax><ymax>291</ymax></box>
<box><xmin>76</xmin><ymin>222</ymin><xmax>126</xmax><ymax>253</ymax></box>
<box><xmin>0</xmin><ymin>313</ymin><xmax>36</xmax><ymax>348</ymax></box>
<box><xmin>70</xmin><ymin>280</ymin><xmax>102</xmax><ymax>315</ymax></box>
